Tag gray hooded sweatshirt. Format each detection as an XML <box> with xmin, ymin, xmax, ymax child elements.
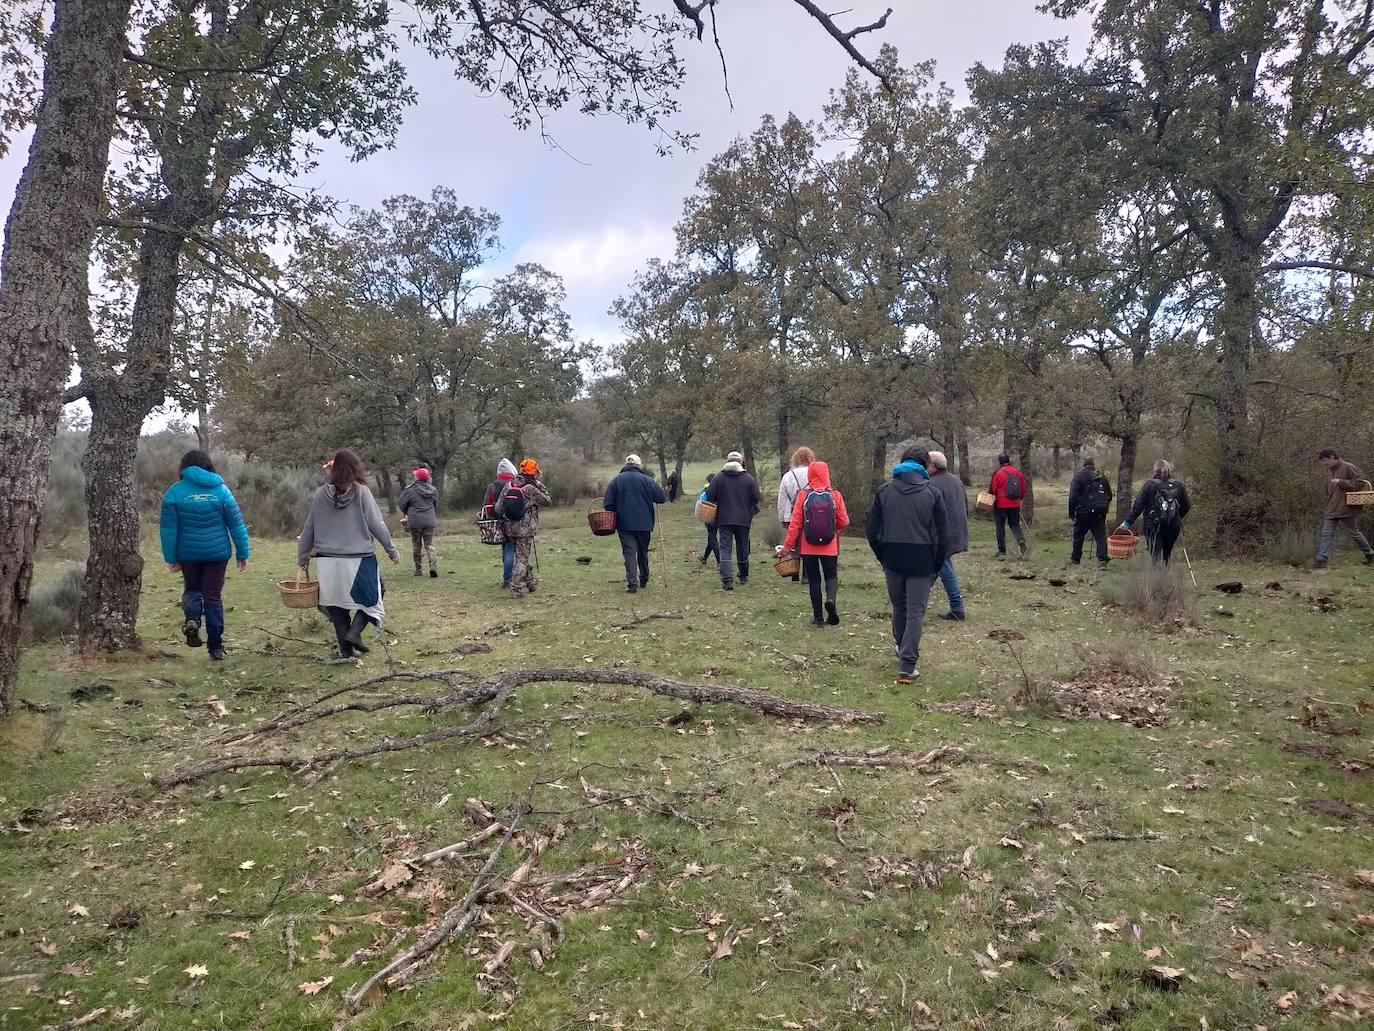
<box><xmin>298</xmin><ymin>483</ymin><xmax>398</xmax><ymax>565</ymax></box>
<box><xmin>398</xmin><ymin>480</ymin><xmax>440</xmax><ymax>530</ymax></box>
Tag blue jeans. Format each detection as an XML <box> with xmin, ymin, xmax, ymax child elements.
<box><xmin>937</xmin><ymin>557</ymin><xmax>964</xmax><ymax>615</ymax></box>
<box><xmin>717</xmin><ymin>525</ymin><xmax>751</xmax><ymax>584</ymax></box>
<box><xmin>181</xmin><ymin>560</ymin><xmax>227</xmax><ymax>649</ymax></box>
<box><xmin>1317</xmin><ymin>516</ymin><xmax>1373</xmax><ymax>562</ymax></box>
<box><xmin>501</xmin><ymin>539</ymin><xmax>515</xmax><ymax>585</ymax></box>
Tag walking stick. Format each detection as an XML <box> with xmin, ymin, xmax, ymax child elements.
<box><xmin>658</xmin><ymin>519</ymin><xmax>669</xmax><ymax>588</ymax></box>
<box><xmin>1181</xmin><ymin>545</ymin><xmax>1198</xmax><ymax>588</ymax></box>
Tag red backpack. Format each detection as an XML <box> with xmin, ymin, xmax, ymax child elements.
<box><xmin>802</xmin><ymin>489</ymin><xmax>838</xmax><ymax>546</ymax></box>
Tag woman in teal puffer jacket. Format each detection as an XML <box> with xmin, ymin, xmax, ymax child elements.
<box><xmin>159</xmin><ymin>451</ymin><xmax>250</xmax><ymax>661</ymax></box>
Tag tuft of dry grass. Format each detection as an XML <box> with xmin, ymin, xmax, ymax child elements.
<box><xmin>1098</xmin><ymin>556</ymin><xmax>1196</xmax><ymax>625</ymax></box>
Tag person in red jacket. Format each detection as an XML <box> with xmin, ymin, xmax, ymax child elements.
<box><xmin>989</xmin><ymin>454</ymin><xmax>1028</xmax><ymax>559</ymax></box>
<box><xmin>783</xmin><ymin>460</ymin><xmax>850</xmax><ymax>627</ymax></box>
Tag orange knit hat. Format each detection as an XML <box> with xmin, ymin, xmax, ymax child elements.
<box><xmin>518</xmin><ymin>458</ymin><xmax>540</xmax><ymax>477</ymax></box>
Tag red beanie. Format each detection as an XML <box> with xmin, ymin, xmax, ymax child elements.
<box><xmin>413</xmin><ymin>468</ymin><xmax>430</xmax><ymax>481</ymax></box>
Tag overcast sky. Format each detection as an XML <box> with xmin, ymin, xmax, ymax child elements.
<box><xmin>0</xmin><ymin>1</ymin><xmax>1086</xmax><ymax>362</ymax></box>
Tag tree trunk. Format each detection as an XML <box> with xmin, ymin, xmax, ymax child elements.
<box><xmin>1052</xmin><ymin>444</ymin><xmax>1062</xmax><ymax>479</ymax></box>
<box><xmin>379</xmin><ymin>470</ymin><xmax>396</xmax><ymax>513</ymax></box>
<box><xmin>77</xmin><ymin>390</ymin><xmax>147</xmax><ymax>654</ymax></box>
<box><xmin>1215</xmin><ymin>266</ymin><xmax>1259</xmax><ymax>526</ymax></box>
<box><xmin>777</xmin><ymin>403</ymin><xmax>791</xmax><ymax>476</ymax></box>
<box><xmin>657</xmin><ymin>451</ymin><xmax>669</xmax><ymax>482</ymax></box>
<box><xmin>870</xmin><ymin>435</ymin><xmax>888</xmax><ymax>494</ymax></box>
<box><xmin>0</xmin><ymin>0</ymin><xmax>131</xmax><ymax>713</ymax></box>
<box><xmin>1115</xmin><ymin>430</ymin><xmax>1139</xmax><ymax>523</ymax></box>
<box><xmin>956</xmin><ymin>433</ymin><xmax>971</xmax><ymax>487</ymax></box>
<box><xmin>741</xmin><ymin>425</ymin><xmax>755</xmax><ymax>477</ymax></box>
<box><xmin>429</xmin><ymin>464</ymin><xmax>447</xmax><ymax>511</ymax></box>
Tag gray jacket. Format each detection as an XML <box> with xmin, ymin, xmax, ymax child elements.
<box><xmin>930</xmin><ymin>471</ymin><xmax>969</xmax><ymax>555</ymax></box>
<box><xmin>777</xmin><ymin>466</ymin><xmax>808</xmax><ymax>525</ymax></box>
<box><xmin>298</xmin><ymin>484</ymin><xmax>398</xmax><ymax>565</ymax></box>
<box><xmin>398</xmin><ymin>481</ymin><xmax>440</xmax><ymax>530</ymax></box>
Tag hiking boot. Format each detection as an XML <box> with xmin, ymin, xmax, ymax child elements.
<box><xmin>938</xmin><ymin>611</ymin><xmax>966</xmax><ymax>621</ymax></box>
<box><xmin>413</xmin><ymin>568</ymin><xmax>423</xmax><ymax>577</ymax></box>
<box><xmin>1365</xmin><ymin>554</ymin><xmax>1373</xmax><ymax>566</ymax></box>
<box><xmin>995</xmin><ymin>553</ymin><xmax>1007</xmax><ymax>561</ymax></box>
<box><xmin>895</xmin><ymin>670</ymin><xmax>920</xmax><ymax>685</ymax></box>
<box><xmin>825</xmin><ymin>601</ymin><xmax>840</xmax><ymax>626</ymax></box>
<box><xmin>639</xmin><ymin>578</ymin><xmax>649</xmax><ymax>589</ymax></box>
<box><xmin>208</xmin><ymin>646</ymin><xmax>225</xmax><ymax>662</ymax></box>
<box><xmin>1018</xmin><ymin>541</ymin><xmax>1028</xmax><ymax>558</ymax></box>
<box><xmin>430</xmin><ymin>569</ymin><xmax>438</xmax><ymax>578</ymax></box>
<box><xmin>722</xmin><ymin>582</ymin><xmax>734</xmax><ymax>591</ymax></box>
<box><xmin>183</xmin><ymin>619</ymin><xmax>202</xmax><ymax>648</ymax></box>
<box><xmin>1314</xmin><ymin>560</ymin><xmax>1328</xmax><ymax>570</ymax></box>
<box><xmin>344</xmin><ymin>613</ymin><xmax>371</xmax><ymax>654</ymax></box>
<box><xmin>810</xmin><ymin>616</ymin><xmax>825</xmax><ymax>628</ymax></box>
<box><xmin>626</xmin><ymin>585</ymin><xmax>637</xmax><ymax>594</ymax></box>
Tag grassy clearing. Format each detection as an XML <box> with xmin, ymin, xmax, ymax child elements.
<box><xmin>3</xmin><ymin>470</ymin><xmax>1373</xmax><ymax>1030</ymax></box>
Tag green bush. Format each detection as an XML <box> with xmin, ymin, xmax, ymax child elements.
<box><xmin>545</xmin><ymin>459</ymin><xmax>595</xmax><ymax>507</ymax></box>
<box><xmin>25</xmin><ymin>564</ymin><xmax>85</xmax><ymax>642</ymax></box>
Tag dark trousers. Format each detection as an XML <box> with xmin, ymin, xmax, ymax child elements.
<box><xmin>181</xmin><ymin>560</ymin><xmax>228</xmax><ymax>649</ymax></box>
<box><xmin>717</xmin><ymin>525</ymin><xmax>751</xmax><ymax>584</ymax></box>
<box><xmin>885</xmin><ymin>569</ymin><xmax>935</xmax><ymax>675</ymax></box>
<box><xmin>1146</xmin><ymin>522</ymin><xmax>1181</xmax><ymax>565</ymax></box>
<box><xmin>618</xmin><ymin>529</ymin><xmax>652</xmax><ymax>587</ymax></box>
<box><xmin>701</xmin><ymin>524</ymin><xmax>719</xmax><ymax>564</ymax></box>
<box><xmin>802</xmin><ymin>555</ymin><xmax>838</xmax><ymax>620</ymax></box>
<box><xmin>994</xmin><ymin>508</ymin><xmax>1025</xmax><ymax>554</ymax></box>
<box><xmin>1071</xmin><ymin>510</ymin><xmax>1108</xmax><ymax>563</ymax></box>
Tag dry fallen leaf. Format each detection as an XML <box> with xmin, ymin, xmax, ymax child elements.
<box><xmin>205</xmin><ymin>696</ymin><xmax>229</xmax><ymax>718</ymax></box>
<box><xmin>36</xmin><ymin>942</ymin><xmax>58</xmax><ymax>957</ymax></box>
<box><xmin>67</xmin><ymin>1009</ymin><xmax>107</xmax><ymax>1028</ymax></box>
<box><xmin>1276</xmin><ymin>990</ymin><xmax>1298</xmax><ymax>1013</ymax></box>
<box><xmin>183</xmin><ymin>963</ymin><xmax>209</xmax><ymax>978</ymax></box>
<box><xmin>227</xmin><ymin>930</ymin><xmax>251</xmax><ymax>941</ymax></box>
<box><xmin>238</xmin><ymin>859</ymin><xmax>256</xmax><ymax>870</ymax></box>
<box><xmin>1352</xmin><ymin>870</ymin><xmax>1374</xmax><ymax>890</ymax></box>
<box><xmin>363</xmin><ymin>860</ymin><xmax>413</xmax><ymax>895</ymax></box>
<box><xmin>1143</xmin><ymin>947</ymin><xmax>1163</xmax><ymax>960</ymax></box>
<box><xmin>298</xmin><ymin>975</ymin><xmax>334</xmax><ymax>996</ymax></box>
<box><xmin>711</xmin><ymin>936</ymin><xmax>734</xmax><ymax>960</ymax></box>
<box><xmin>67</xmin><ymin>903</ymin><xmax>90</xmax><ymax>919</ymax></box>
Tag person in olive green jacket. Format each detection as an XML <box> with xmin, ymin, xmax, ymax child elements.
<box><xmin>1315</xmin><ymin>447</ymin><xmax>1373</xmax><ymax>568</ymax></box>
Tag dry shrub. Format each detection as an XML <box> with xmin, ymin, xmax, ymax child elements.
<box><xmin>1098</xmin><ymin>557</ymin><xmax>1196</xmax><ymax>626</ymax></box>
<box><xmin>1017</xmin><ymin>643</ymin><xmax>1172</xmax><ymax>727</ymax></box>
<box><xmin>24</xmin><ymin>564</ymin><xmax>85</xmax><ymax>643</ymax></box>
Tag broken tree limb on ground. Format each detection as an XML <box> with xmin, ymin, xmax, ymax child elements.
<box><xmin>153</xmin><ymin>666</ymin><xmax>884</xmax><ymax>789</ymax></box>
<box><xmin>775</xmin><ymin>744</ymin><xmax>1049</xmax><ymax>777</ymax></box>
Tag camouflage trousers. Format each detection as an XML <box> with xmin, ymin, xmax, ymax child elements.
<box><xmin>509</xmin><ymin>536</ymin><xmax>537</xmax><ymax>597</ymax></box>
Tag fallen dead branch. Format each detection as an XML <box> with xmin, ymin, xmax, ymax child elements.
<box><xmin>344</xmin><ymin>814</ymin><xmax>524</xmax><ymax>1009</ymax></box>
<box><xmin>156</xmin><ymin>666</ymin><xmax>884</xmax><ymax>789</ymax></box>
<box><xmin>999</xmin><ymin>796</ymin><xmax>1052</xmax><ymax>849</ymax></box>
<box><xmin>776</xmin><ymin>744</ymin><xmax>1049</xmax><ymax>777</ymax></box>
<box><xmin>611</xmin><ymin>611</ymin><xmax>686</xmax><ymax>631</ymax></box>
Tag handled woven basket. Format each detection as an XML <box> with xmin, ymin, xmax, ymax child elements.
<box><xmin>1346</xmin><ymin>481</ymin><xmax>1374</xmax><ymax>506</ymax></box>
<box><xmin>278</xmin><ymin>577</ymin><xmax>319</xmax><ymax>609</ymax></box>
<box><xmin>1107</xmin><ymin>528</ymin><xmax>1139</xmax><ymax>560</ymax></box>
<box><xmin>774</xmin><ymin>553</ymin><xmax>801</xmax><ymax>578</ymax></box>
<box><xmin>587</xmin><ymin>499</ymin><xmax>617</xmax><ymax>536</ymax></box>
<box><xmin>975</xmin><ymin>491</ymin><xmax>996</xmax><ymax>513</ymax></box>
<box><xmin>695</xmin><ymin>499</ymin><xmax>718</xmax><ymax>525</ymax></box>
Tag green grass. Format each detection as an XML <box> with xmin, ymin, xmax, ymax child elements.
<box><xmin>3</xmin><ymin>474</ymin><xmax>1372</xmax><ymax>1031</ymax></box>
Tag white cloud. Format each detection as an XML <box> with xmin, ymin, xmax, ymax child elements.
<box><xmin>513</xmin><ymin>222</ymin><xmax>675</xmax><ymax>297</ymax></box>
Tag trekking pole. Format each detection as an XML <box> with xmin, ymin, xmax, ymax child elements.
<box><xmin>1181</xmin><ymin>545</ymin><xmax>1198</xmax><ymax>588</ymax></box>
<box><xmin>658</xmin><ymin>519</ymin><xmax>670</xmax><ymax>588</ymax></box>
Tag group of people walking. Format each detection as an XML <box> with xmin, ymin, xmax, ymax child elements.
<box><xmin>155</xmin><ymin>442</ymin><xmax>1369</xmax><ymax>669</ymax></box>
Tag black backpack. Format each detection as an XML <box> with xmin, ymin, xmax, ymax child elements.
<box><xmin>1004</xmin><ymin>468</ymin><xmax>1023</xmax><ymax>501</ymax></box>
<box><xmin>496</xmin><ymin>482</ymin><xmax>527</xmax><ymax>522</ymax></box>
<box><xmin>1086</xmin><ymin>472</ymin><xmax>1110</xmax><ymax>512</ymax></box>
<box><xmin>1150</xmin><ymin>480</ymin><xmax>1184</xmax><ymax>526</ymax></box>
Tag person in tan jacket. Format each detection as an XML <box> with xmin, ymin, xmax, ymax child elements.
<box><xmin>1315</xmin><ymin>447</ymin><xmax>1373</xmax><ymax>568</ymax></box>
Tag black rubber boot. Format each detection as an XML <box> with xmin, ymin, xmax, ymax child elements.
<box><xmin>344</xmin><ymin>611</ymin><xmax>371</xmax><ymax>654</ymax></box>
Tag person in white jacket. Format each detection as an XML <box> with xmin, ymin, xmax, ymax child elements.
<box><xmin>777</xmin><ymin>447</ymin><xmax>814</xmax><ymax>583</ymax></box>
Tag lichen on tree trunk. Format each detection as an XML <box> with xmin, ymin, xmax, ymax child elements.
<box><xmin>0</xmin><ymin>0</ymin><xmax>132</xmax><ymax>714</ymax></box>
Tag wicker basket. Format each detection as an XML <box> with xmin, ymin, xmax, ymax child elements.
<box><xmin>975</xmin><ymin>491</ymin><xmax>996</xmax><ymax>513</ymax></box>
<box><xmin>587</xmin><ymin>500</ymin><xmax>617</xmax><ymax>536</ymax></box>
<box><xmin>1107</xmin><ymin>529</ymin><xmax>1139</xmax><ymax>560</ymax></box>
<box><xmin>278</xmin><ymin>577</ymin><xmax>319</xmax><ymax>609</ymax></box>
<box><xmin>477</xmin><ymin>519</ymin><xmax>504</xmax><ymax>545</ymax></box>
<box><xmin>1347</xmin><ymin>490</ymin><xmax>1374</xmax><ymax>506</ymax></box>
<box><xmin>774</xmin><ymin>553</ymin><xmax>801</xmax><ymax>578</ymax></box>
<box><xmin>696</xmin><ymin>499</ymin><xmax>718</xmax><ymax>524</ymax></box>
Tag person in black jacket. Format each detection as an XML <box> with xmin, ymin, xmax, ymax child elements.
<box><xmin>705</xmin><ymin>450</ymin><xmax>761</xmax><ymax>590</ymax></box>
<box><xmin>1067</xmin><ymin>456</ymin><xmax>1113</xmax><ymax>566</ymax></box>
<box><xmin>603</xmin><ymin>454</ymin><xmax>667</xmax><ymax>593</ymax></box>
<box><xmin>867</xmin><ymin>447</ymin><xmax>949</xmax><ymax>684</ymax></box>
<box><xmin>1119</xmin><ymin>459</ymin><xmax>1191</xmax><ymax>565</ymax></box>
